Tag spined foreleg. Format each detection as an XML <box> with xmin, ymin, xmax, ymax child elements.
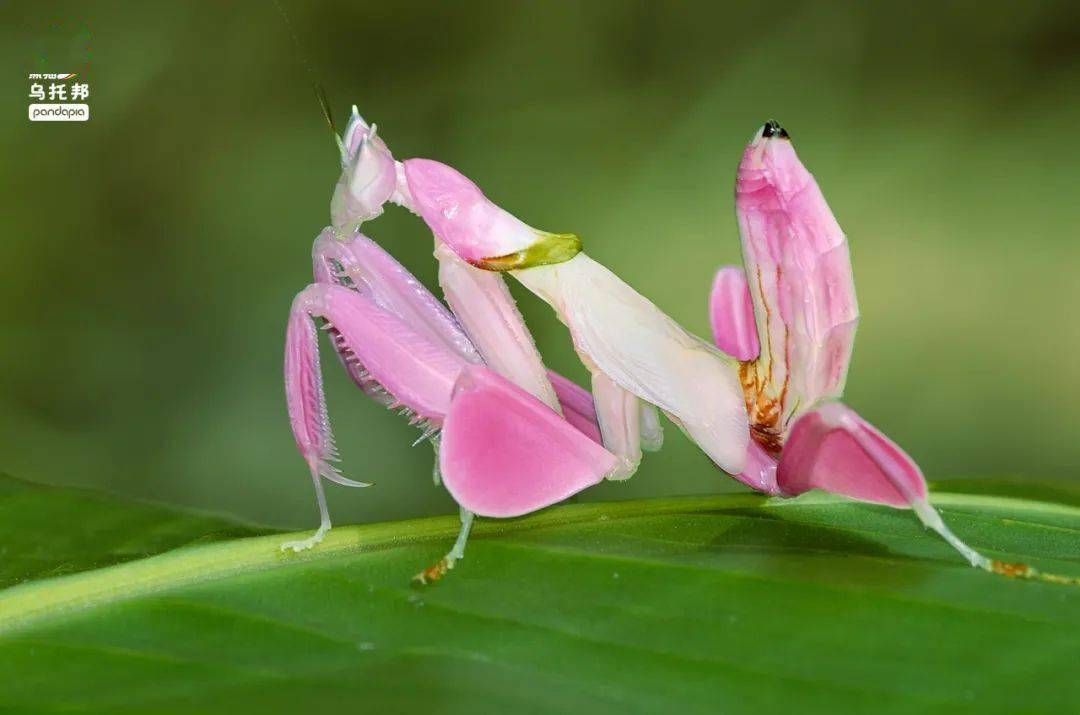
<box><xmin>282</xmin><ymin>298</ymin><xmax>373</xmax><ymax>552</ymax></box>
<box><xmin>282</xmin><ymin>279</ymin><xmax>470</xmax><ymax>552</ymax></box>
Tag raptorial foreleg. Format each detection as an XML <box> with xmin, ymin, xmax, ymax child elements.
<box><xmin>282</xmin><ymin>299</ymin><xmax>373</xmax><ymax>552</ymax></box>
<box><xmin>282</xmin><ymin>281</ymin><xmax>469</xmax><ymax>552</ymax></box>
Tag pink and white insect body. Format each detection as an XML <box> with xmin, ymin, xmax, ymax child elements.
<box><xmin>710</xmin><ymin>121</ymin><xmax>987</xmax><ymax>567</ymax></box>
<box><xmin>284</xmin><ymin>109</ymin><xmax>630</xmax><ymax>577</ymax></box>
<box><xmin>284</xmin><ymin>230</ymin><xmax>619</xmax><ymax>572</ymax></box>
<box><xmin>283</xmin><ymin>110</ymin><xmax>989</xmax><ymax>578</ymax></box>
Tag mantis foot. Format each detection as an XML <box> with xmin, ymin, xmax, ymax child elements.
<box><xmin>413</xmin><ymin>508</ymin><xmax>474</xmax><ymax>585</ymax></box>
<box><xmin>280</xmin><ymin>469</ymin><xmax>333</xmax><ymax>554</ymax></box>
<box><xmin>413</xmin><ymin>557</ymin><xmax>453</xmax><ymax>585</ymax></box>
<box><xmin>280</xmin><ymin>523</ymin><xmax>329</xmax><ymax>553</ymax></box>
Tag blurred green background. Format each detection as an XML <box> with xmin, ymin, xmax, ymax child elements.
<box><xmin>1</xmin><ymin>1</ymin><xmax>1077</xmax><ymax>529</ymax></box>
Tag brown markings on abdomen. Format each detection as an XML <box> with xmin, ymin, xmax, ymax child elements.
<box><xmin>739</xmin><ymin>361</ymin><xmax>784</xmax><ymax>455</ymax></box>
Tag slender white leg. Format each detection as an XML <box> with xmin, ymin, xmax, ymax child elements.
<box><xmin>431</xmin><ymin>457</ymin><xmax>442</xmax><ymax>487</ymax></box>
<box><xmin>591</xmin><ymin>371</ymin><xmax>642</xmax><ymax>480</ymax></box>
<box><xmin>911</xmin><ymin>499</ymin><xmax>991</xmax><ymax>570</ymax></box>
<box><xmin>446</xmin><ymin>508</ymin><xmax>475</xmax><ymax>563</ymax></box>
<box><xmin>414</xmin><ymin>508</ymin><xmax>475</xmax><ymax>584</ymax></box>
<box><xmin>638</xmin><ymin>402</ymin><xmax>664</xmax><ymax>452</ymax></box>
<box><xmin>280</xmin><ymin>468</ymin><xmax>333</xmax><ymax>553</ymax></box>
<box><xmin>429</xmin><ymin>435</ymin><xmax>442</xmax><ymax>486</ymax></box>
<box><xmin>435</xmin><ymin>242</ymin><xmax>561</xmax><ymax>412</ymax></box>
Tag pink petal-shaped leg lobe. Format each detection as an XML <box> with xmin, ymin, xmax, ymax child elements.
<box><xmin>777</xmin><ymin>401</ymin><xmax>989</xmax><ymax>568</ymax></box>
<box><xmin>440</xmin><ymin>366</ymin><xmax>618</xmax><ymax>518</ymax></box>
<box><xmin>709</xmin><ymin>265</ymin><xmax>760</xmax><ymax>362</ymax></box>
<box><xmin>777</xmin><ymin>402</ymin><xmax>926</xmax><ymax>506</ymax></box>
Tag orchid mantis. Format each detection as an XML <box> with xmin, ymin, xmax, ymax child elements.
<box><xmin>284</xmin><ymin>108</ymin><xmax>990</xmax><ymax>581</ymax></box>
<box><xmin>284</xmin><ymin>112</ymin><xmax>631</xmax><ymax>580</ymax></box>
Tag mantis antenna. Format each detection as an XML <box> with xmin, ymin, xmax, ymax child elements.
<box><xmin>272</xmin><ymin>0</ymin><xmax>345</xmax><ymax>156</ymax></box>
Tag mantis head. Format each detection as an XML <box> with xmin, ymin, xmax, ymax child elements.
<box><xmin>330</xmin><ymin>107</ymin><xmax>399</xmax><ymax>233</ymax></box>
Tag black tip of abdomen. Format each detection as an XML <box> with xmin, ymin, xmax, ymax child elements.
<box><xmin>761</xmin><ymin>120</ymin><xmax>789</xmax><ymax>139</ymax></box>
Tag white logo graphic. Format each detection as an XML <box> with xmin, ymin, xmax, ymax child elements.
<box><xmin>28</xmin><ymin>73</ymin><xmax>90</xmax><ymax>122</ymax></box>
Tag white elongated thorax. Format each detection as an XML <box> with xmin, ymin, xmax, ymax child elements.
<box><xmin>513</xmin><ymin>253</ymin><xmax>749</xmax><ymax>475</ymax></box>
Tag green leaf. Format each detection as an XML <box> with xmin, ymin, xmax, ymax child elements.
<box><xmin>933</xmin><ymin>476</ymin><xmax>1080</xmax><ymax>508</ymax></box>
<box><xmin>0</xmin><ymin>477</ymin><xmax>1077</xmax><ymax>714</ymax></box>
<box><xmin>0</xmin><ymin>475</ymin><xmax>271</xmax><ymax>589</ymax></box>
